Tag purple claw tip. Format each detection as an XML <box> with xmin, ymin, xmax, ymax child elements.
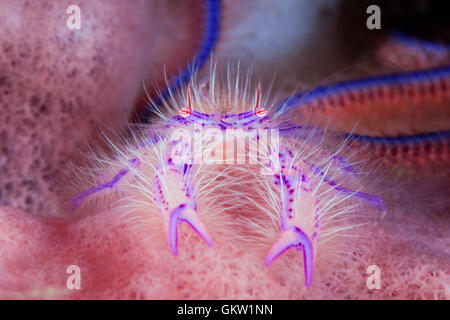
<box><xmin>265</xmin><ymin>227</ymin><xmax>314</xmax><ymax>288</ymax></box>
<box><xmin>167</xmin><ymin>204</ymin><xmax>213</xmax><ymax>256</ymax></box>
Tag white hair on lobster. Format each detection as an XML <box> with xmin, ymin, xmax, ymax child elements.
<box><xmin>68</xmin><ymin>66</ymin><xmax>386</xmax><ymax>288</ymax></box>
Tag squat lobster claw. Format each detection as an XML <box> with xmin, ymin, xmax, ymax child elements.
<box><xmin>166</xmin><ymin>204</ymin><xmax>213</xmax><ymax>256</ymax></box>
<box><xmin>152</xmin><ymin>147</ymin><xmax>213</xmax><ymax>256</ymax></box>
<box><xmin>265</xmin><ymin>226</ymin><xmax>314</xmax><ymax>288</ymax></box>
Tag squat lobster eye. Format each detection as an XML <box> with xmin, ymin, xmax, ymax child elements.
<box><xmin>179</xmin><ymin>86</ymin><xmax>192</xmax><ymax>117</ymax></box>
<box><xmin>253</xmin><ymin>83</ymin><xmax>267</xmax><ymax>117</ymax></box>
<box><xmin>255</xmin><ymin>108</ymin><xmax>268</xmax><ymax>117</ymax></box>
<box><xmin>178</xmin><ymin>108</ymin><xmax>192</xmax><ymax>117</ymax></box>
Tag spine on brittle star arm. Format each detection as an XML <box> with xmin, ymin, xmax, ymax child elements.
<box><xmin>344</xmin><ymin>131</ymin><xmax>450</xmax><ymax>168</ymax></box>
<box><xmin>278</xmin><ymin>66</ymin><xmax>450</xmax><ymax>136</ymax></box>
<box><xmin>140</xmin><ymin>0</ymin><xmax>220</xmax><ymax>123</ymax></box>
<box><xmin>375</xmin><ymin>31</ymin><xmax>450</xmax><ymax>70</ymax></box>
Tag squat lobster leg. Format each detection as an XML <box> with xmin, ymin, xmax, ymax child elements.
<box><xmin>264</xmin><ymin>146</ymin><xmax>386</xmax><ymax>287</ymax></box>
<box><xmin>308</xmin><ymin>162</ymin><xmax>387</xmax><ymax>215</ymax></box>
<box><xmin>153</xmin><ymin>143</ymin><xmax>213</xmax><ymax>256</ymax></box>
<box><xmin>70</xmin><ymin>157</ymin><xmax>141</xmax><ymax>209</ymax></box>
<box><xmin>264</xmin><ymin>147</ymin><xmax>318</xmax><ymax>288</ymax></box>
